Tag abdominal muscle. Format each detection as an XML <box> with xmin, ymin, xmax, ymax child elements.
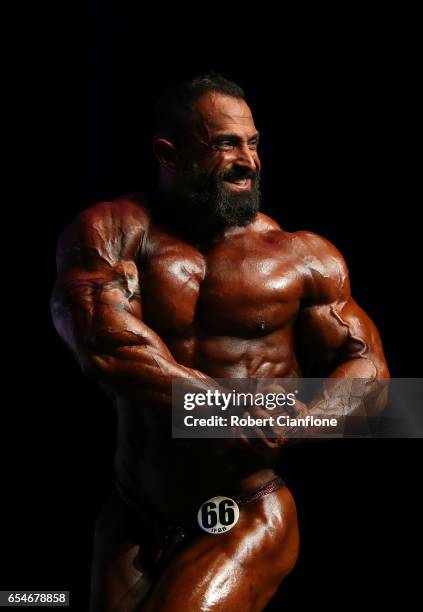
<box><xmin>168</xmin><ymin>324</ymin><xmax>301</xmax><ymax>379</ymax></box>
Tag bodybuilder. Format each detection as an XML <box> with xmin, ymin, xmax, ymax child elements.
<box><xmin>51</xmin><ymin>73</ymin><xmax>389</xmax><ymax>611</ymax></box>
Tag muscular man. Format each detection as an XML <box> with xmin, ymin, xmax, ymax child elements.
<box><xmin>51</xmin><ymin>73</ymin><xmax>389</xmax><ymax>611</ymax></box>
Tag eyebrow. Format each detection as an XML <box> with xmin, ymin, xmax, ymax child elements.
<box><xmin>211</xmin><ymin>131</ymin><xmax>260</xmax><ymax>144</ymax></box>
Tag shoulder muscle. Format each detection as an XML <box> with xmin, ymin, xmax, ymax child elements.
<box><xmin>56</xmin><ymin>198</ymin><xmax>151</xmax><ymax>272</ymax></box>
<box><xmin>292</xmin><ymin>230</ymin><xmax>351</xmax><ymax>305</ymax></box>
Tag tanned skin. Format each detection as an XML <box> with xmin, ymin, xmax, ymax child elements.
<box><xmin>51</xmin><ymin>92</ymin><xmax>389</xmax><ymax>611</ymax></box>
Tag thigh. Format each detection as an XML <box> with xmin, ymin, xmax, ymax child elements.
<box><xmin>140</xmin><ymin>486</ymin><xmax>300</xmax><ymax>612</ymax></box>
<box><xmin>89</xmin><ymin>491</ymin><xmax>155</xmax><ymax>612</ymax></box>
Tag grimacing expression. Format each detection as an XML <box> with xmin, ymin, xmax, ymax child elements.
<box><xmin>184</xmin><ymin>92</ymin><xmax>261</xmax><ymax>190</ymax></box>
<box><xmin>172</xmin><ymin>92</ymin><xmax>262</xmax><ymax>229</ymax></box>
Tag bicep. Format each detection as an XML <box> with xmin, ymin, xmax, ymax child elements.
<box><xmin>295</xmin><ymin>231</ymin><xmax>388</xmax><ymax>377</ymax></box>
<box><xmin>51</xmin><ymin>203</ymin><xmax>173</xmax><ymax>366</ymax></box>
<box><xmin>297</xmin><ymin>296</ymin><xmax>382</xmax><ymax>374</ymax></box>
<box><xmin>52</xmin><ymin>263</ymin><xmax>175</xmax><ymax>365</ymax></box>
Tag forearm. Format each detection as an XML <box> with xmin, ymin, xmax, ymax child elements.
<box><xmin>297</xmin><ymin>355</ymin><xmax>389</xmax><ymax>438</ymax></box>
<box><xmin>248</xmin><ymin>355</ymin><xmax>389</xmax><ymax>449</ymax></box>
<box><xmin>51</xmin><ymin>283</ymin><xmax>219</xmax><ymax>408</ymax></box>
<box><xmin>86</xmin><ymin>344</ymin><xmax>218</xmax><ymax>405</ymax></box>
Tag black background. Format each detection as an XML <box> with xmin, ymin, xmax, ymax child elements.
<box><xmin>4</xmin><ymin>2</ymin><xmax>421</xmax><ymax>610</ymax></box>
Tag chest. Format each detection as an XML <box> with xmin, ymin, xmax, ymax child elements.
<box><xmin>139</xmin><ymin>231</ymin><xmax>304</xmax><ymax>337</ymax></box>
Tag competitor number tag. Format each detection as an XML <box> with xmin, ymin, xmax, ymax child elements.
<box><xmin>197</xmin><ymin>496</ymin><xmax>240</xmax><ymax>534</ymax></box>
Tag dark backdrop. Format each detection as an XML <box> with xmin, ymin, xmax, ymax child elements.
<box><xmin>4</xmin><ymin>2</ymin><xmax>421</xmax><ymax>610</ymax></box>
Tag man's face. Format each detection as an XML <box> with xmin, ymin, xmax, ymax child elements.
<box><xmin>173</xmin><ymin>92</ymin><xmax>262</xmax><ymax>230</ymax></box>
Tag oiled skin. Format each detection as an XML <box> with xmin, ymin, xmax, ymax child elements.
<box><xmin>52</xmin><ymin>90</ymin><xmax>389</xmax><ymax>611</ymax></box>
<box><xmin>52</xmin><ymin>196</ymin><xmax>389</xmax><ymax>611</ymax></box>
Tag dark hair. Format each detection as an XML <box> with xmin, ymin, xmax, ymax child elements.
<box><xmin>153</xmin><ymin>71</ymin><xmax>245</xmax><ymax>143</ymax></box>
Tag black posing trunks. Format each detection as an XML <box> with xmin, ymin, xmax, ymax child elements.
<box><xmin>115</xmin><ymin>476</ymin><xmax>286</xmax><ymax>579</ymax></box>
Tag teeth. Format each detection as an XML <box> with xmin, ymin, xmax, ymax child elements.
<box><xmin>225</xmin><ymin>178</ymin><xmax>249</xmax><ymax>187</ymax></box>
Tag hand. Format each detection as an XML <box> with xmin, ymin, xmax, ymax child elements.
<box><xmin>234</xmin><ymin>386</ymin><xmax>310</xmax><ymax>451</ymax></box>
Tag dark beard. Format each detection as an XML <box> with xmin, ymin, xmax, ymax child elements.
<box><xmin>156</xmin><ymin>164</ymin><xmax>261</xmax><ymax>238</ymax></box>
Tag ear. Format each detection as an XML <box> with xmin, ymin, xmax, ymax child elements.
<box><xmin>152</xmin><ymin>138</ymin><xmax>179</xmax><ymax>173</ymax></box>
